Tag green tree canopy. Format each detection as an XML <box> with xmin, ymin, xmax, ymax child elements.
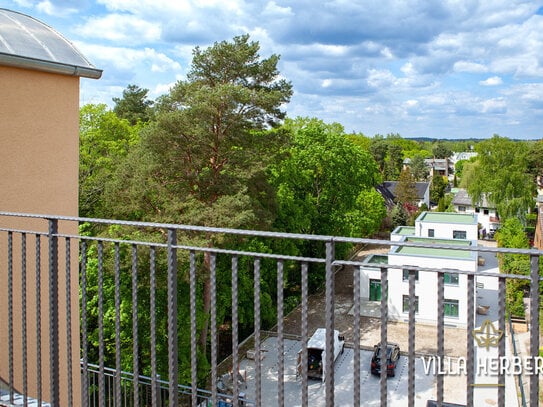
<box><xmin>105</xmin><ymin>34</ymin><xmax>292</xmax><ymax>228</ymax></box>
<box><xmin>410</xmin><ymin>154</ymin><xmax>429</xmax><ymax>181</ymax></box>
<box><xmin>102</xmin><ymin>34</ymin><xmax>293</xmax><ymax>357</ymax></box>
<box><xmin>79</xmin><ymin>103</ymin><xmax>140</xmax><ymax>217</ymax></box>
<box><xmin>432</xmin><ymin>142</ymin><xmax>452</xmax><ymax>159</ymax></box>
<box><xmin>430</xmin><ymin>175</ymin><xmax>448</xmax><ymax>204</ymax></box>
<box><xmin>526</xmin><ymin>140</ymin><xmax>543</xmax><ymax>180</ymax></box>
<box><xmin>395</xmin><ymin>166</ymin><xmax>418</xmax><ymax>205</ymax></box>
<box><xmin>463</xmin><ymin>135</ymin><xmax>534</xmax><ymax>220</ymax></box>
<box><xmin>270</xmin><ymin>118</ymin><xmax>385</xmax><ymax>238</ymax></box>
<box><xmin>495</xmin><ymin>217</ymin><xmax>531</xmax><ymax>316</ymax></box>
<box><xmin>113</xmin><ymin>84</ymin><xmax>154</xmax><ymax>125</ymax></box>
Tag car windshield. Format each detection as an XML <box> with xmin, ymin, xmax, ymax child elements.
<box><xmin>374</xmin><ymin>345</ymin><xmax>394</xmax><ymax>359</ymax></box>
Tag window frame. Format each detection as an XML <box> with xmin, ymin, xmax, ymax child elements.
<box><xmin>444</xmin><ymin>298</ymin><xmax>459</xmax><ymax>317</ymax></box>
<box><xmin>402</xmin><ymin>269</ymin><xmax>419</xmax><ymax>281</ymax></box>
<box><xmin>444</xmin><ymin>273</ymin><xmax>459</xmax><ymax>286</ymax></box>
<box><xmin>452</xmin><ymin>230</ymin><xmax>467</xmax><ymax>239</ymax></box>
<box><xmin>402</xmin><ymin>294</ymin><xmax>419</xmax><ymax>313</ymax></box>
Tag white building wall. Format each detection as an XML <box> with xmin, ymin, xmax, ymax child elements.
<box><xmin>386</xmin><ymin>253</ymin><xmax>476</xmax><ymax>327</ymax></box>
<box><xmin>416</xmin><ymin>219</ymin><xmax>478</xmax><ymax>240</ymax></box>
<box><xmin>360</xmin><ymin>212</ymin><xmax>478</xmax><ymax>328</ymax></box>
<box><xmin>454</xmin><ymin>205</ymin><xmax>499</xmax><ymax>234</ymax></box>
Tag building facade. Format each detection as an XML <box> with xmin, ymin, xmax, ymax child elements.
<box><xmin>0</xmin><ymin>8</ymin><xmax>101</xmax><ymax>405</ymax></box>
<box><xmin>360</xmin><ymin>212</ymin><xmax>478</xmax><ymax>327</ymax></box>
<box><xmin>451</xmin><ymin>188</ymin><xmax>500</xmax><ymax>237</ymax></box>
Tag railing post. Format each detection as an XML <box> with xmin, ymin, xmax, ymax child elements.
<box><xmin>353</xmin><ymin>264</ymin><xmax>361</xmax><ymax>407</ymax></box>
<box><xmin>210</xmin><ymin>253</ymin><xmax>218</xmax><ymax>406</ymax></box>
<box><xmin>254</xmin><ymin>257</ymin><xmax>262</xmax><ymax>407</ymax></box>
<box><xmin>407</xmin><ymin>269</ymin><xmax>416</xmax><ymax>407</ymax></box>
<box><xmin>466</xmin><ymin>273</ymin><xmax>475</xmax><ymax>406</ymax></box>
<box><xmin>301</xmin><ymin>262</ymin><xmax>309</xmax><ymax>407</ymax></box>
<box><xmin>325</xmin><ymin>240</ymin><xmax>335</xmax><ymax>407</ymax></box>
<box><xmin>529</xmin><ymin>253</ymin><xmax>540</xmax><ymax>407</ymax></box>
<box><xmin>80</xmin><ymin>241</ymin><xmax>89</xmax><ymax>407</ymax></box>
<box><xmin>156</xmin><ymin>374</ymin><xmax>162</xmax><ymax>406</ymax></box>
<box><xmin>167</xmin><ymin>228</ymin><xmax>179</xmax><ymax>407</ymax></box>
<box><xmin>150</xmin><ymin>247</ymin><xmax>159</xmax><ymax>407</ymax></box>
<box><xmin>436</xmin><ymin>272</ymin><xmax>444</xmax><ymax>406</ymax></box>
<box><xmin>48</xmin><ymin>219</ymin><xmax>60</xmax><ymax>407</ymax></box>
<box><xmin>190</xmin><ymin>251</ymin><xmax>198</xmax><ymax>407</ymax></box>
<box><xmin>379</xmin><ymin>266</ymin><xmax>388</xmax><ymax>407</ymax></box>
<box><xmin>8</xmin><ymin>231</ymin><xmax>14</xmax><ymax>405</ymax></box>
<box><xmin>131</xmin><ymin>244</ymin><xmax>140</xmax><ymax>406</ymax></box>
<box><xmin>231</xmin><ymin>255</ymin><xmax>240</xmax><ymax>407</ymax></box>
<box><xmin>277</xmin><ymin>260</ymin><xmax>285</xmax><ymax>407</ymax></box>
<box><xmin>498</xmin><ymin>276</ymin><xmax>506</xmax><ymax>406</ymax></box>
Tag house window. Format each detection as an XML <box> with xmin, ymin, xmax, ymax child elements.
<box><xmin>475</xmin><ymin>208</ymin><xmax>480</xmax><ymax>213</ymax></box>
<box><xmin>402</xmin><ymin>295</ymin><xmax>419</xmax><ymax>313</ymax></box>
<box><xmin>403</xmin><ymin>269</ymin><xmax>419</xmax><ymax>281</ymax></box>
<box><xmin>444</xmin><ymin>299</ymin><xmax>459</xmax><ymax>317</ymax></box>
<box><xmin>428</xmin><ymin>229</ymin><xmax>434</xmax><ymax>237</ymax></box>
<box><xmin>369</xmin><ymin>279</ymin><xmax>382</xmax><ymax>301</ymax></box>
<box><xmin>458</xmin><ymin>206</ymin><xmax>466</xmax><ymax>212</ymax></box>
<box><xmin>483</xmin><ymin>209</ymin><xmax>489</xmax><ymax>215</ymax></box>
<box><xmin>453</xmin><ymin>230</ymin><xmax>466</xmax><ymax>239</ymax></box>
<box><xmin>444</xmin><ymin>273</ymin><xmax>459</xmax><ymax>285</ymax></box>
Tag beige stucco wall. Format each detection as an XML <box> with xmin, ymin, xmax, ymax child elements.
<box><xmin>0</xmin><ymin>65</ymin><xmax>81</xmax><ymax>406</ymax></box>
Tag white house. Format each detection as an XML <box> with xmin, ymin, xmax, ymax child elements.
<box><xmin>360</xmin><ymin>212</ymin><xmax>478</xmax><ymax>327</ymax></box>
<box><xmin>451</xmin><ymin>188</ymin><xmax>500</xmax><ymax>236</ymax></box>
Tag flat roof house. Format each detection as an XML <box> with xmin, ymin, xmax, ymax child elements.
<box><xmin>0</xmin><ymin>9</ymin><xmax>101</xmax><ymax>405</ymax></box>
<box><xmin>360</xmin><ymin>212</ymin><xmax>478</xmax><ymax>327</ymax></box>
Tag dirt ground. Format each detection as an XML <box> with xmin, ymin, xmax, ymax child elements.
<box><xmin>282</xmin><ymin>244</ymin><xmax>467</xmax><ymax>358</ymax></box>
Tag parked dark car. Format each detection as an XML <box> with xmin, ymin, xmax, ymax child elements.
<box><xmin>370</xmin><ymin>342</ymin><xmax>400</xmax><ymax>377</ymax></box>
<box><xmin>426</xmin><ymin>401</ymin><xmax>466</xmax><ymax>407</ymax></box>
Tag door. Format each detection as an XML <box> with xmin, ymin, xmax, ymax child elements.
<box><xmin>369</xmin><ymin>279</ymin><xmax>381</xmax><ymax>301</ymax></box>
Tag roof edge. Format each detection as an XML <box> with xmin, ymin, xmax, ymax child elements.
<box><xmin>0</xmin><ymin>52</ymin><xmax>102</xmax><ymax>79</ymax></box>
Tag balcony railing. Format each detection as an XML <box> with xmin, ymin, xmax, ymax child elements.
<box><xmin>0</xmin><ymin>211</ymin><xmax>541</xmax><ymax>407</ymax></box>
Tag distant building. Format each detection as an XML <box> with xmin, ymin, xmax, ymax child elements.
<box><xmin>424</xmin><ymin>158</ymin><xmax>453</xmax><ymax>179</ymax></box>
<box><xmin>450</xmin><ymin>152</ymin><xmax>478</xmax><ymax>164</ymax></box>
<box><xmin>360</xmin><ymin>212</ymin><xmax>479</xmax><ymax>327</ymax></box>
<box><xmin>377</xmin><ymin>181</ymin><xmax>431</xmax><ymax>209</ymax></box>
<box><xmin>451</xmin><ymin>189</ymin><xmax>500</xmax><ymax>236</ymax></box>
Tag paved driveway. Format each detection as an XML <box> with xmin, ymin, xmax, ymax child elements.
<box><xmin>238</xmin><ymin>336</ymin><xmax>435</xmax><ymax>407</ymax></box>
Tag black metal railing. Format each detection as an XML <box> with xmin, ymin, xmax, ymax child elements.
<box><xmin>0</xmin><ymin>211</ymin><xmax>541</xmax><ymax>407</ymax></box>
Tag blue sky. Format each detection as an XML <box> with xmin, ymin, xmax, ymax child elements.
<box><xmin>3</xmin><ymin>0</ymin><xmax>543</xmax><ymax>140</ymax></box>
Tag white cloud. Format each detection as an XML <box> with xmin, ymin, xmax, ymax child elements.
<box><xmin>76</xmin><ymin>14</ymin><xmax>162</xmax><ymax>44</ymax></box>
<box><xmin>11</xmin><ymin>0</ymin><xmax>543</xmax><ymax>139</ymax></box>
<box><xmin>76</xmin><ymin>42</ymin><xmax>181</xmax><ymax>72</ymax></box>
<box><xmin>480</xmin><ymin>98</ymin><xmax>507</xmax><ymax>114</ymax></box>
<box><xmin>367</xmin><ymin>69</ymin><xmax>397</xmax><ymax>88</ymax></box>
<box><xmin>35</xmin><ymin>0</ymin><xmax>78</xmax><ymax>16</ymax></box>
<box><xmin>453</xmin><ymin>61</ymin><xmax>488</xmax><ymax>73</ymax></box>
<box><xmin>262</xmin><ymin>1</ymin><xmax>292</xmax><ymax>17</ymax></box>
<box><xmin>479</xmin><ymin>76</ymin><xmax>503</xmax><ymax>86</ymax></box>
<box><xmin>321</xmin><ymin>79</ymin><xmax>333</xmax><ymax>88</ymax></box>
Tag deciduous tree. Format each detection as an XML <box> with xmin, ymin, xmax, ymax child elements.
<box><xmin>464</xmin><ymin>135</ymin><xmax>534</xmax><ymax>220</ymax></box>
<box><xmin>79</xmin><ymin>104</ymin><xmax>140</xmax><ymax>217</ymax></box>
